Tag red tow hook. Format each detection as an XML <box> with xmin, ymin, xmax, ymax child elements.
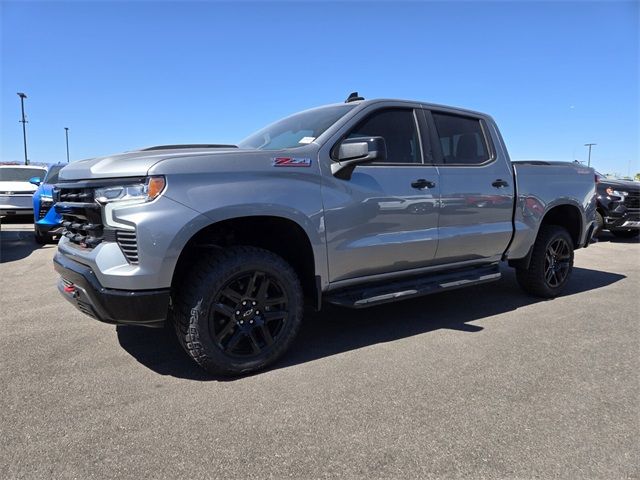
<box><xmin>63</xmin><ymin>283</ymin><xmax>76</xmax><ymax>294</ymax></box>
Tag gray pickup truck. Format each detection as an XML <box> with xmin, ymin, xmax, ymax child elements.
<box><xmin>53</xmin><ymin>95</ymin><xmax>597</xmax><ymax>375</ymax></box>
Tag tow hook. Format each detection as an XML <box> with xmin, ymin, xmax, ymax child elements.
<box><xmin>63</xmin><ymin>281</ymin><xmax>79</xmax><ymax>298</ymax></box>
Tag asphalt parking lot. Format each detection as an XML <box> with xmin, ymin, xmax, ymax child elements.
<box><xmin>1</xmin><ymin>219</ymin><xmax>638</xmax><ymax>479</ymax></box>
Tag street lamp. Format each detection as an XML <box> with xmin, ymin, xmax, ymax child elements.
<box><xmin>584</xmin><ymin>143</ymin><xmax>596</xmax><ymax>168</ymax></box>
<box><xmin>64</xmin><ymin>127</ymin><xmax>70</xmax><ymax>163</ymax></box>
<box><xmin>17</xmin><ymin>92</ymin><xmax>29</xmax><ymax>165</ymax></box>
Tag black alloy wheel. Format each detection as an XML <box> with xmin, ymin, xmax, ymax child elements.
<box><xmin>543</xmin><ymin>237</ymin><xmax>571</xmax><ymax>288</ymax></box>
<box><xmin>210</xmin><ymin>271</ymin><xmax>289</xmax><ymax>358</ymax></box>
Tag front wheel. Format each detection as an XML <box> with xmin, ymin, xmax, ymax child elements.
<box><xmin>34</xmin><ymin>230</ymin><xmax>48</xmax><ymax>245</ymax></box>
<box><xmin>593</xmin><ymin>211</ymin><xmax>604</xmax><ymax>237</ymax></box>
<box><xmin>173</xmin><ymin>246</ymin><xmax>303</xmax><ymax>376</ymax></box>
<box><xmin>516</xmin><ymin>225</ymin><xmax>574</xmax><ymax>298</ymax></box>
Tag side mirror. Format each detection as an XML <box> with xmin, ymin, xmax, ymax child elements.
<box><xmin>29</xmin><ymin>177</ymin><xmax>41</xmax><ymax>186</ymax></box>
<box><xmin>331</xmin><ymin>136</ymin><xmax>387</xmax><ymax>180</ymax></box>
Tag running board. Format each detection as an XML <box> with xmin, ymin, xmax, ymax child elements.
<box><xmin>326</xmin><ymin>264</ymin><xmax>501</xmax><ymax>309</ymax></box>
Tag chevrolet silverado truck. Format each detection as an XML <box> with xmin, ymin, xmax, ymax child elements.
<box><xmin>53</xmin><ymin>95</ymin><xmax>597</xmax><ymax>375</ymax></box>
<box><xmin>593</xmin><ymin>173</ymin><xmax>639</xmax><ymax>238</ymax></box>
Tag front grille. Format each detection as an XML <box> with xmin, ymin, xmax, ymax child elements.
<box><xmin>625</xmin><ymin>207</ymin><xmax>640</xmax><ymax>219</ymax></box>
<box><xmin>56</xmin><ymin>186</ymin><xmax>104</xmax><ymax>249</ymax></box>
<box><xmin>56</xmin><ymin>184</ymin><xmax>139</xmax><ymax>264</ymax></box>
<box><xmin>624</xmin><ymin>191</ymin><xmax>640</xmax><ymax>209</ymax></box>
<box><xmin>0</xmin><ymin>190</ymin><xmax>33</xmax><ymax>195</ymax></box>
<box><xmin>116</xmin><ymin>230</ymin><xmax>139</xmax><ymax>264</ymax></box>
<box><xmin>59</xmin><ymin>188</ymin><xmax>94</xmax><ymax>203</ymax></box>
<box><xmin>38</xmin><ymin>199</ymin><xmax>53</xmax><ymax>219</ymax></box>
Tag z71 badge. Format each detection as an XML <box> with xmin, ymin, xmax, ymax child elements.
<box><xmin>272</xmin><ymin>157</ymin><xmax>312</xmax><ymax>167</ymax></box>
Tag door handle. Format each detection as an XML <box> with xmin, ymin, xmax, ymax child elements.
<box><xmin>492</xmin><ymin>179</ymin><xmax>509</xmax><ymax>188</ymax></box>
<box><xmin>411</xmin><ymin>179</ymin><xmax>436</xmax><ymax>189</ymax></box>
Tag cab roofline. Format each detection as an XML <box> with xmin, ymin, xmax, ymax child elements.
<box><xmin>291</xmin><ymin>98</ymin><xmax>491</xmax><ymax>119</ymax></box>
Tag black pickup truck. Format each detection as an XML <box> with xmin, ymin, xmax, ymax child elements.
<box><xmin>594</xmin><ymin>175</ymin><xmax>640</xmax><ymax>238</ymax></box>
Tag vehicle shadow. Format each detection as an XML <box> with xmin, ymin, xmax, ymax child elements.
<box><xmin>0</xmin><ymin>216</ymin><xmax>45</xmax><ymax>263</ymax></box>
<box><xmin>116</xmin><ymin>265</ymin><xmax>626</xmax><ymax>381</ymax></box>
<box><xmin>595</xmin><ymin>231</ymin><xmax>640</xmax><ymax>244</ymax></box>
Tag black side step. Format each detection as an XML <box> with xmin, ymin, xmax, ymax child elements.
<box><xmin>326</xmin><ymin>263</ymin><xmax>501</xmax><ymax>309</ymax></box>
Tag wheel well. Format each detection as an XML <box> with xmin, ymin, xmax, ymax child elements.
<box><xmin>173</xmin><ymin>216</ymin><xmax>318</xmax><ymax>307</ymax></box>
<box><xmin>540</xmin><ymin>204</ymin><xmax>582</xmax><ymax>248</ymax></box>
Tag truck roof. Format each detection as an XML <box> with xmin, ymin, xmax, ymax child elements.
<box><xmin>0</xmin><ymin>164</ymin><xmax>47</xmax><ymax>169</ymax></box>
<box><xmin>346</xmin><ymin>98</ymin><xmax>492</xmax><ymax>119</ymax></box>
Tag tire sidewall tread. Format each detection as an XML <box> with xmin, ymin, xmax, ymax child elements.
<box><xmin>173</xmin><ymin>246</ymin><xmax>303</xmax><ymax>376</ymax></box>
<box><xmin>516</xmin><ymin>225</ymin><xmax>575</xmax><ymax>298</ymax></box>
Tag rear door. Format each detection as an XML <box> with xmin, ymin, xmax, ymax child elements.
<box><xmin>321</xmin><ymin>107</ymin><xmax>440</xmax><ymax>282</ymax></box>
<box><xmin>425</xmin><ymin>110</ymin><xmax>514</xmax><ymax>264</ymax></box>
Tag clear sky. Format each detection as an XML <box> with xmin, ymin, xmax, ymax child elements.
<box><xmin>1</xmin><ymin>0</ymin><xmax>638</xmax><ymax>176</ymax></box>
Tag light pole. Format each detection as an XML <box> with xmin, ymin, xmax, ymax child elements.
<box><xmin>584</xmin><ymin>143</ymin><xmax>596</xmax><ymax>167</ymax></box>
<box><xmin>64</xmin><ymin>127</ymin><xmax>70</xmax><ymax>162</ymax></box>
<box><xmin>17</xmin><ymin>92</ymin><xmax>29</xmax><ymax>165</ymax></box>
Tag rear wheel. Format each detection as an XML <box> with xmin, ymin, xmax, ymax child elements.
<box><xmin>611</xmin><ymin>229</ymin><xmax>639</xmax><ymax>239</ymax></box>
<box><xmin>516</xmin><ymin>225</ymin><xmax>574</xmax><ymax>298</ymax></box>
<box><xmin>173</xmin><ymin>246</ymin><xmax>303</xmax><ymax>376</ymax></box>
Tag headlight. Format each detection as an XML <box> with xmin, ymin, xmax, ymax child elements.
<box><xmin>40</xmin><ymin>195</ymin><xmax>53</xmax><ymax>204</ymax></box>
<box><xmin>605</xmin><ymin>187</ymin><xmax>628</xmax><ymax>197</ymax></box>
<box><xmin>94</xmin><ymin>176</ymin><xmax>165</xmax><ymax>204</ymax></box>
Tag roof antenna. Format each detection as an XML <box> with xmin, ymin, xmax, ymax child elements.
<box><xmin>345</xmin><ymin>91</ymin><xmax>364</xmax><ymax>103</ymax></box>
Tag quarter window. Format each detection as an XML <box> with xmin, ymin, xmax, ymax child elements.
<box><xmin>347</xmin><ymin>109</ymin><xmax>421</xmax><ymax>164</ymax></box>
<box><xmin>432</xmin><ymin>113</ymin><xmax>490</xmax><ymax>165</ymax></box>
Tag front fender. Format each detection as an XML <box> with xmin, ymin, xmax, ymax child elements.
<box><xmin>162</xmin><ymin>171</ymin><xmax>328</xmax><ymax>288</ymax></box>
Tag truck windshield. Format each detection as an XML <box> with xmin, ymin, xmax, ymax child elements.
<box><xmin>0</xmin><ymin>167</ymin><xmax>47</xmax><ymax>182</ymax></box>
<box><xmin>238</xmin><ymin>105</ymin><xmax>356</xmax><ymax>150</ymax></box>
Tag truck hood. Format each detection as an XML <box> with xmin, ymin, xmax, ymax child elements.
<box><xmin>58</xmin><ymin>145</ymin><xmax>245</xmax><ymax>181</ymax></box>
<box><xmin>600</xmin><ymin>178</ymin><xmax>640</xmax><ymax>191</ymax></box>
<box><xmin>0</xmin><ymin>181</ymin><xmax>38</xmax><ymax>194</ymax></box>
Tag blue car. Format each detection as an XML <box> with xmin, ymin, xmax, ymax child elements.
<box><xmin>32</xmin><ymin>164</ymin><xmax>65</xmax><ymax>244</ymax></box>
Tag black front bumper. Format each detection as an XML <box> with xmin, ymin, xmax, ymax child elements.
<box><xmin>53</xmin><ymin>252</ymin><xmax>170</xmax><ymax>328</ymax></box>
<box><xmin>36</xmin><ymin>224</ymin><xmax>64</xmax><ymax>236</ymax></box>
<box><xmin>604</xmin><ymin>212</ymin><xmax>640</xmax><ymax>230</ymax></box>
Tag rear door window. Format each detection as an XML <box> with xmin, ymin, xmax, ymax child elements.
<box><xmin>432</xmin><ymin>113</ymin><xmax>490</xmax><ymax>165</ymax></box>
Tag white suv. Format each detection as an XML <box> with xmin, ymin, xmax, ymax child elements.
<box><xmin>0</xmin><ymin>164</ymin><xmax>47</xmax><ymax>216</ymax></box>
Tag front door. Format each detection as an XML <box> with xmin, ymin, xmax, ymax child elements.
<box><xmin>322</xmin><ymin>108</ymin><xmax>440</xmax><ymax>282</ymax></box>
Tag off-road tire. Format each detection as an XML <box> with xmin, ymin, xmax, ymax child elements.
<box><xmin>594</xmin><ymin>211</ymin><xmax>604</xmax><ymax>237</ymax></box>
<box><xmin>172</xmin><ymin>246</ymin><xmax>304</xmax><ymax>376</ymax></box>
<box><xmin>34</xmin><ymin>231</ymin><xmax>48</xmax><ymax>245</ymax></box>
<box><xmin>516</xmin><ymin>225</ymin><xmax>574</xmax><ymax>298</ymax></box>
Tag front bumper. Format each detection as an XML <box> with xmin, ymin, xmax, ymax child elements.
<box><xmin>54</xmin><ymin>252</ymin><xmax>170</xmax><ymax>327</ymax></box>
<box><xmin>604</xmin><ymin>212</ymin><xmax>640</xmax><ymax>230</ymax></box>
<box><xmin>1</xmin><ymin>194</ymin><xmax>34</xmax><ymax>215</ymax></box>
<box><xmin>36</xmin><ymin>224</ymin><xmax>64</xmax><ymax>236</ymax></box>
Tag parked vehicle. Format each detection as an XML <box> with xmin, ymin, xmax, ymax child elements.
<box><xmin>32</xmin><ymin>164</ymin><xmax>65</xmax><ymax>244</ymax></box>
<box><xmin>53</xmin><ymin>95</ymin><xmax>597</xmax><ymax>375</ymax></box>
<box><xmin>594</xmin><ymin>173</ymin><xmax>639</xmax><ymax>238</ymax></box>
<box><xmin>0</xmin><ymin>164</ymin><xmax>47</xmax><ymax>217</ymax></box>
